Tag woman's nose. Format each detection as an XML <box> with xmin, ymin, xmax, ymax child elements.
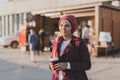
<box><xmin>61</xmin><ymin>26</ymin><xmax>65</xmax><ymax>30</ymax></box>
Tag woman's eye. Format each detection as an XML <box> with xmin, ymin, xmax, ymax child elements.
<box><xmin>60</xmin><ymin>24</ymin><xmax>69</xmax><ymax>27</ymax></box>
<box><xmin>60</xmin><ymin>24</ymin><xmax>63</xmax><ymax>27</ymax></box>
<box><xmin>65</xmin><ymin>24</ymin><xmax>70</xmax><ymax>28</ymax></box>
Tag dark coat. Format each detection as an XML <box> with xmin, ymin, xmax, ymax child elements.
<box><xmin>52</xmin><ymin>36</ymin><xmax>91</xmax><ymax>80</ymax></box>
<box><xmin>30</xmin><ymin>34</ymin><xmax>38</xmax><ymax>50</ymax></box>
<box><xmin>38</xmin><ymin>32</ymin><xmax>45</xmax><ymax>51</ymax></box>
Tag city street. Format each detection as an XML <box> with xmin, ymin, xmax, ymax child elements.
<box><xmin>0</xmin><ymin>46</ymin><xmax>120</xmax><ymax>80</ymax></box>
<box><xmin>0</xmin><ymin>47</ymin><xmax>52</xmax><ymax>80</ymax></box>
<box><xmin>0</xmin><ymin>0</ymin><xmax>120</xmax><ymax>80</ymax></box>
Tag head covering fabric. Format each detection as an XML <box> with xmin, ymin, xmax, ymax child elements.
<box><xmin>59</xmin><ymin>15</ymin><xmax>77</xmax><ymax>34</ymax></box>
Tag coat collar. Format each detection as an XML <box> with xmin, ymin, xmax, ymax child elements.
<box><xmin>59</xmin><ymin>35</ymin><xmax>80</xmax><ymax>57</ymax></box>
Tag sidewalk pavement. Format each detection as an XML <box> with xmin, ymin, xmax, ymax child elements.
<box><xmin>0</xmin><ymin>48</ymin><xmax>52</xmax><ymax>80</ymax></box>
<box><xmin>88</xmin><ymin>57</ymin><xmax>120</xmax><ymax>80</ymax></box>
<box><xmin>0</xmin><ymin>47</ymin><xmax>120</xmax><ymax>80</ymax></box>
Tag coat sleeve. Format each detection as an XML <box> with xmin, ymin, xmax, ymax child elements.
<box><xmin>70</xmin><ymin>39</ymin><xmax>91</xmax><ymax>71</ymax></box>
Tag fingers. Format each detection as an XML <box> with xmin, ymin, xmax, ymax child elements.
<box><xmin>53</xmin><ymin>63</ymin><xmax>67</xmax><ymax>71</ymax></box>
<box><xmin>54</xmin><ymin>63</ymin><xmax>62</xmax><ymax>71</ymax></box>
<box><xmin>49</xmin><ymin>63</ymin><xmax>54</xmax><ymax>71</ymax></box>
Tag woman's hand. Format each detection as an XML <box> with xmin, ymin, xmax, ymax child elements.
<box><xmin>49</xmin><ymin>62</ymin><xmax>67</xmax><ymax>71</ymax></box>
<box><xmin>49</xmin><ymin>63</ymin><xmax>54</xmax><ymax>71</ymax></box>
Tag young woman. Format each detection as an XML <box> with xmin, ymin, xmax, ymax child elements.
<box><xmin>49</xmin><ymin>15</ymin><xmax>91</xmax><ymax>80</ymax></box>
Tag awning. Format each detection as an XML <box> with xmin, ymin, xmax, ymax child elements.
<box><xmin>32</xmin><ymin>7</ymin><xmax>95</xmax><ymax>18</ymax></box>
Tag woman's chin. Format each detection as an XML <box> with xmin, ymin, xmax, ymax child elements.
<box><xmin>61</xmin><ymin>34</ymin><xmax>66</xmax><ymax>36</ymax></box>
<box><xmin>62</xmin><ymin>35</ymin><xmax>69</xmax><ymax>38</ymax></box>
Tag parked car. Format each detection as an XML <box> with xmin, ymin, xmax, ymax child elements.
<box><xmin>0</xmin><ymin>32</ymin><xmax>20</xmax><ymax>48</ymax></box>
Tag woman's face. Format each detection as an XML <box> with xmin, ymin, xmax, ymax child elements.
<box><xmin>30</xmin><ymin>30</ymin><xmax>35</xmax><ymax>34</ymax></box>
<box><xmin>59</xmin><ymin>20</ymin><xmax>72</xmax><ymax>37</ymax></box>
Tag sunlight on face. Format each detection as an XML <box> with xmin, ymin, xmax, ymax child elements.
<box><xmin>30</xmin><ymin>29</ymin><xmax>35</xmax><ymax>34</ymax></box>
<box><xmin>59</xmin><ymin>20</ymin><xmax>72</xmax><ymax>37</ymax></box>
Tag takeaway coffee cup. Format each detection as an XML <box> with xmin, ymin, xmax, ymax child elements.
<box><xmin>50</xmin><ymin>58</ymin><xmax>59</xmax><ymax>65</ymax></box>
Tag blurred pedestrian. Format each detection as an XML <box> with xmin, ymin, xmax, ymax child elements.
<box><xmin>29</xmin><ymin>29</ymin><xmax>38</xmax><ymax>63</ymax></box>
<box><xmin>73</xmin><ymin>25</ymin><xmax>82</xmax><ymax>38</ymax></box>
<box><xmin>49</xmin><ymin>15</ymin><xmax>91</xmax><ymax>80</ymax></box>
<box><xmin>82</xmin><ymin>25</ymin><xmax>90</xmax><ymax>44</ymax></box>
<box><xmin>88</xmin><ymin>31</ymin><xmax>96</xmax><ymax>54</ymax></box>
<box><xmin>38</xmin><ymin>28</ymin><xmax>45</xmax><ymax>52</ymax></box>
<box><xmin>49</xmin><ymin>33</ymin><xmax>55</xmax><ymax>52</ymax></box>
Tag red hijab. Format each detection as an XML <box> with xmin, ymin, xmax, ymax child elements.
<box><xmin>59</xmin><ymin>15</ymin><xmax>77</xmax><ymax>34</ymax></box>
